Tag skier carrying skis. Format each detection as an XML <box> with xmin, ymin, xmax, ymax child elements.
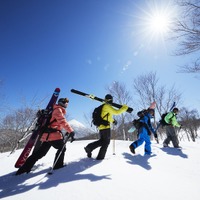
<box><xmin>84</xmin><ymin>94</ymin><xmax>128</xmax><ymax>160</ymax></box>
<box><xmin>163</xmin><ymin>107</ymin><xmax>181</xmax><ymax>148</ymax></box>
<box><xmin>129</xmin><ymin>108</ymin><xmax>157</xmax><ymax>155</ymax></box>
<box><xmin>16</xmin><ymin>98</ymin><xmax>75</xmax><ymax>175</ymax></box>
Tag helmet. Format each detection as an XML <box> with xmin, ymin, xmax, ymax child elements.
<box><xmin>58</xmin><ymin>98</ymin><xmax>69</xmax><ymax>108</ymax></box>
<box><xmin>105</xmin><ymin>94</ymin><xmax>113</xmax><ymax>104</ymax></box>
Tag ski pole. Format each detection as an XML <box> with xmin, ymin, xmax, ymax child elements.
<box><xmin>155</xmin><ymin>136</ymin><xmax>159</xmax><ymax>144</ymax></box>
<box><xmin>112</xmin><ymin>123</ymin><xmax>117</xmax><ymax>155</ymax></box>
<box><xmin>48</xmin><ymin>134</ymin><xmax>74</xmax><ymax>175</ymax></box>
<box><xmin>113</xmin><ymin>133</ymin><xmax>116</xmax><ymax>155</ymax></box>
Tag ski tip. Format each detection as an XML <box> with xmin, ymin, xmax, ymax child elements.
<box><xmin>149</xmin><ymin>101</ymin><xmax>156</xmax><ymax>109</ymax></box>
<box><xmin>55</xmin><ymin>88</ymin><xmax>60</xmax><ymax>92</ymax></box>
<box><xmin>14</xmin><ymin>163</ymin><xmax>21</xmax><ymax>168</ymax></box>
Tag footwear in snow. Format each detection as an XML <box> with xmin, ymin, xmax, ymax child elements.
<box><xmin>84</xmin><ymin>147</ymin><xmax>92</xmax><ymax>158</ymax></box>
<box><xmin>129</xmin><ymin>145</ymin><xmax>135</xmax><ymax>154</ymax></box>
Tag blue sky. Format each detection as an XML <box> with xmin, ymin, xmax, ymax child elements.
<box><xmin>0</xmin><ymin>0</ymin><xmax>199</xmax><ymax>125</ymax></box>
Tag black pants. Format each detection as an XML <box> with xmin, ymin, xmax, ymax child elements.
<box><xmin>17</xmin><ymin>139</ymin><xmax>66</xmax><ymax>174</ymax></box>
<box><xmin>86</xmin><ymin>128</ymin><xmax>111</xmax><ymax>159</ymax></box>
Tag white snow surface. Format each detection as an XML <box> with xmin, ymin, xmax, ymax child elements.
<box><xmin>0</xmin><ymin>138</ymin><xmax>200</xmax><ymax>200</ymax></box>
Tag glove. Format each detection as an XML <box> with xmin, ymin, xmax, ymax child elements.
<box><xmin>69</xmin><ymin>131</ymin><xmax>75</xmax><ymax>142</ymax></box>
<box><xmin>65</xmin><ymin>131</ymin><xmax>75</xmax><ymax>143</ymax></box>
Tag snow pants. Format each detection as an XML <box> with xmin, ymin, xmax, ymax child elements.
<box><xmin>16</xmin><ymin>139</ymin><xmax>66</xmax><ymax>174</ymax></box>
<box><xmin>86</xmin><ymin>128</ymin><xmax>111</xmax><ymax>160</ymax></box>
<box><xmin>163</xmin><ymin>125</ymin><xmax>179</xmax><ymax>148</ymax></box>
<box><xmin>130</xmin><ymin>127</ymin><xmax>152</xmax><ymax>155</ymax></box>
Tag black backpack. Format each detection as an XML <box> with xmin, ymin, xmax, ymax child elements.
<box><xmin>132</xmin><ymin>117</ymin><xmax>152</xmax><ymax>135</ymax></box>
<box><xmin>132</xmin><ymin>119</ymin><xmax>144</xmax><ymax>130</ymax></box>
<box><xmin>131</xmin><ymin>109</ymin><xmax>147</xmax><ymax>131</ymax></box>
<box><xmin>159</xmin><ymin>112</ymin><xmax>170</xmax><ymax>127</ymax></box>
<box><xmin>36</xmin><ymin>108</ymin><xmax>57</xmax><ymax>133</ymax></box>
<box><xmin>160</xmin><ymin>112</ymin><xmax>175</xmax><ymax>127</ymax></box>
<box><xmin>92</xmin><ymin>104</ymin><xmax>109</xmax><ymax>126</ymax></box>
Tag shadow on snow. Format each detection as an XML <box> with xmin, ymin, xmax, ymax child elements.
<box><xmin>122</xmin><ymin>152</ymin><xmax>156</xmax><ymax>170</ymax></box>
<box><xmin>160</xmin><ymin>147</ymin><xmax>188</xmax><ymax>158</ymax></box>
<box><xmin>0</xmin><ymin>157</ymin><xmax>111</xmax><ymax>199</ymax></box>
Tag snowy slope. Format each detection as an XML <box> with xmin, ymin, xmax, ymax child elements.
<box><xmin>0</xmin><ymin>139</ymin><xmax>200</xmax><ymax>200</ymax></box>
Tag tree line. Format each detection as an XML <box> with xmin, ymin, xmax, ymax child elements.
<box><xmin>1</xmin><ymin>72</ymin><xmax>199</xmax><ymax>152</ymax></box>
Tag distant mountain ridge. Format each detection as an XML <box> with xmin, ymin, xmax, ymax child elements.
<box><xmin>68</xmin><ymin>119</ymin><xmax>94</xmax><ymax>138</ymax></box>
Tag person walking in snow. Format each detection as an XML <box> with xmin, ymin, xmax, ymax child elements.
<box><xmin>84</xmin><ymin>94</ymin><xmax>128</xmax><ymax>160</ymax></box>
<box><xmin>129</xmin><ymin>108</ymin><xmax>157</xmax><ymax>155</ymax></box>
<box><xmin>16</xmin><ymin>98</ymin><xmax>75</xmax><ymax>175</ymax></box>
<box><xmin>163</xmin><ymin>107</ymin><xmax>181</xmax><ymax>148</ymax></box>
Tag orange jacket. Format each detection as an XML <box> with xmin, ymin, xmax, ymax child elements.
<box><xmin>40</xmin><ymin>104</ymin><xmax>74</xmax><ymax>142</ymax></box>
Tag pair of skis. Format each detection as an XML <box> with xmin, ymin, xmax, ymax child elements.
<box><xmin>71</xmin><ymin>89</ymin><xmax>133</xmax><ymax>113</ymax></box>
<box><xmin>14</xmin><ymin>88</ymin><xmax>60</xmax><ymax>168</ymax></box>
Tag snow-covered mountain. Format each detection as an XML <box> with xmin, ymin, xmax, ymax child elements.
<box><xmin>68</xmin><ymin>119</ymin><xmax>94</xmax><ymax>138</ymax></box>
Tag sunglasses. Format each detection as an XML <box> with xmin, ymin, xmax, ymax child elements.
<box><xmin>64</xmin><ymin>98</ymin><xmax>69</xmax><ymax>103</ymax></box>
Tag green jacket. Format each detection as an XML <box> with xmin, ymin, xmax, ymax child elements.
<box><xmin>98</xmin><ymin>103</ymin><xmax>128</xmax><ymax>130</ymax></box>
<box><xmin>164</xmin><ymin>111</ymin><xmax>181</xmax><ymax>128</ymax></box>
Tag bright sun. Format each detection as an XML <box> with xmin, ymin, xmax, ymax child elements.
<box><xmin>137</xmin><ymin>1</ymin><xmax>178</xmax><ymax>43</ymax></box>
<box><xmin>147</xmin><ymin>12</ymin><xmax>171</xmax><ymax>35</ymax></box>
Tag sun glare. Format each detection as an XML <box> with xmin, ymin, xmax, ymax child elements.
<box><xmin>136</xmin><ymin>1</ymin><xmax>178</xmax><ymax>44</ymax></box>
<box><xmin>147</xmin><ymin>12</ymin><xmax>171</xmax><ymax>35</ymax></box>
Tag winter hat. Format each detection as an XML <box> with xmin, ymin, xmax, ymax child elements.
<box><xmin>105</xmin><ymin>94</ymin><xmax>113</xmax><ymax>103</ymax></box>
<box><xmin>58</xmin><ymin>98</ymin><xmax>69</xmax><ymax>108</ymax></box>
<box><xmin>173</xmin><ymin>108</ymin><xmax>179</xmax><ymax>113</ymax></box>
<box><xmin>148</xmin><ymin>108</ymin><xmax>155</xmax><ymax>116</ymax></box>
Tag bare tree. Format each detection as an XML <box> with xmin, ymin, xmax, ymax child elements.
<box><xmin>178</xmin><ymin>107</ymin><xmax>200</xmax><ymax>141</ymax></box>
<box><xmin>173</xmin><ymin>0</ymin><xmax>200</xmax><ymax>73</ymax></box>
<box><xmin>106</xmin><ymin>81</ymin><xmax>133</xmax><ymax>140</ymax></box>
<box><xmin>133</xmin><ymin>71</ymin><xmax>158</xmax><ymax>109</ymax></box>
<box><xmin>156</xmin><ymin>85</ymin><xmax>182</xmax><ymax>116</ymax></box>
<box><xmin>0</xmin><ymin>107</ymin><xmax>37</xmax><ymax>152</ymax></box>
<box><xmin>133</xmin><ymin>72</ymin><xmax>182</xmax><ymax>116</ymax></box>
